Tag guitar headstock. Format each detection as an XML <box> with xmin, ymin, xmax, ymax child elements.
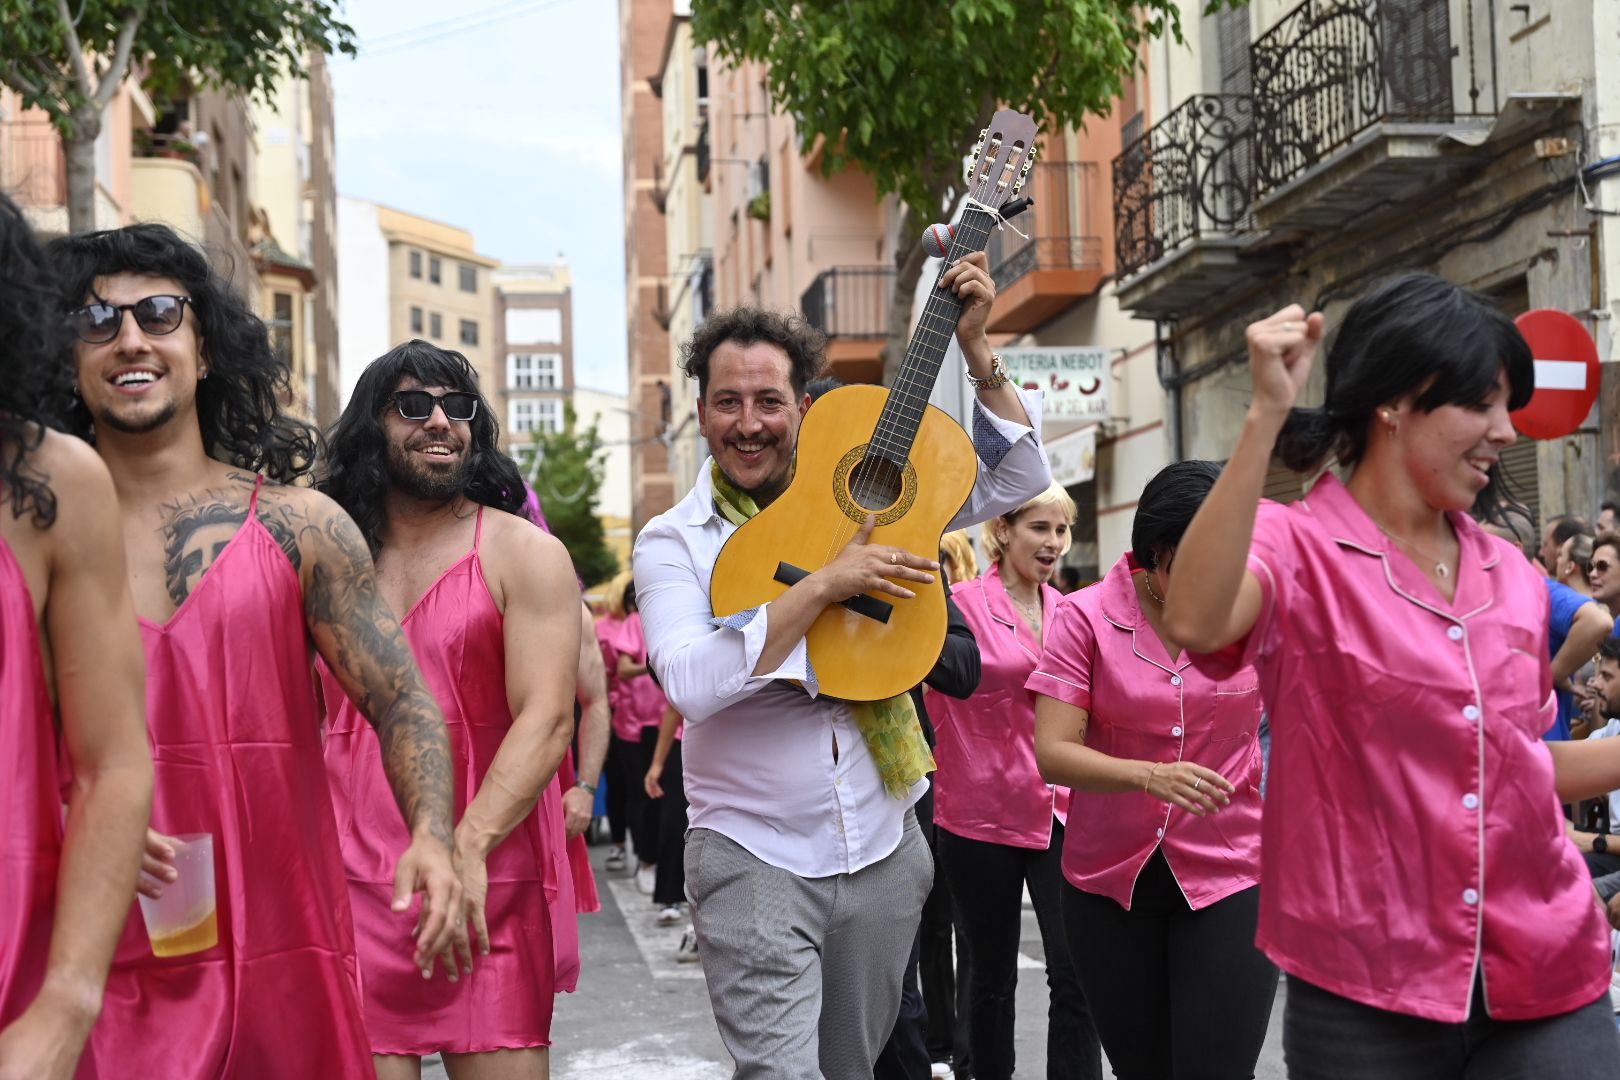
<box><xmin>963</xmin><ymin>108</ymin><xmax>1039</xmax><ymax>211</ymax></box>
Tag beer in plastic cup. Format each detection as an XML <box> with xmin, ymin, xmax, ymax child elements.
<box><xmin>138</xmin><ymin>832</ymin><xmax>218</xmax><ymax>958</ymax></box>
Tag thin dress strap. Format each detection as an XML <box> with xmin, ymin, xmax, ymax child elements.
<box><xmin>473</xmin><ymin>504</ymin><xmax>486</xmax><ymax>552</ymax></box>
<box><xmin>248</xmin><ymin>473</ymin><xmax>265</xmax><ymax>512</ymax></box>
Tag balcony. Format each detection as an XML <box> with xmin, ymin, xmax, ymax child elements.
<box><xmin>1251</xmin><ymin>0</ymin><xmax>1495</xmax><ymax>231</ymax></box>
<box><xmin>1112</xmin><ymin>94</ymin><xmax>1278</xmax><ymax>319</ymax></box>
<box><xmin>800</xmin><ymin>266</ymin><xmax>894</xmax><ymax>384</ymax></box>
<box><xmin>0</xmin><ymin>121</ymin><xmax>66</xmax><ymax>210</ymax></box>
<box><xmin>984</xmin><ymin>162</ymin><xmax>1105</xmax><ymax>334</ymax></box>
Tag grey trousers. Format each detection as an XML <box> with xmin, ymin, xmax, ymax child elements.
<box><xmin>685</xmin><ymin>813</ymin><xmax>934</xmax><ymax>1080</ymax></box>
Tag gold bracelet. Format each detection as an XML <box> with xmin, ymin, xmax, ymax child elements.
<box><xmin>1144</xmin><ymin>762</ymin><xmax>1161</xmax><ymax>793</ymax></box>
<box><xmin>965</xmin><ymin>352</ymin><xmax>1010</xmax><ymax>390</ymax></box>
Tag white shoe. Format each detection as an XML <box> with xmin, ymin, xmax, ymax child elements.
<box><xmin>930</xmin><ymin>1065</ymin><xmax>952</xmax><ymax>1079</ymax></box>
<box><xmin>675</xmin><ymin>925</ymin><xmax>701</xmax><ymax>963</ymax></box>
<box><xmin>604</xmin><ymin>846</ymin><xmax>627</xmax><ymax>872</ymax></box>
<box><xmin>657</xmin><ymin>904</ymin><xmax>683</xmax><ymax>926</ymax></box>
<box><xmin>636</xmin><ymin>863</ymin><xmax>656</xmax><ymax>894</ymax></box>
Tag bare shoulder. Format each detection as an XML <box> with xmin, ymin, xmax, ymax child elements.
<box><xmin>479</xmin><ymin>508</ymin><xmax>578</xmax><ymax>599</ymax></box>
<box><xmin>29</xmin><ymin>429</ymin><xmax>117</xmax><ymax>502</ymax></box>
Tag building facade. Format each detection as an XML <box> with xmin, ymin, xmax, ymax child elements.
<box><xmin>335</xmin><ymin>198</ymin><xmax>500</xmax><ymax>417</ymax></box>
<box><xmin>494</xmin><ymin>264</ymin><xmax>575</xmax><ymax>449</ymax></box>
<box><xmin>621</xmin><ymin>0</ymin><xmax>676</xmax><ymax>531</ymax></box>
<box><xmin>1116</xmin><ymin>0</ymin><xmax>1620</xmax><ymax>526</ymax></box>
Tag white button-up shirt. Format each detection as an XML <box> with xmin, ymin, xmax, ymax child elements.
<box><xmin>634</xmin><ymin>389</ymin><xmax>1050</xmax><ymax>877</ymax></box>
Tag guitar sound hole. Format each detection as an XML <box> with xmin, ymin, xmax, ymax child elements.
<box><xmin>848</xmin><ymin>454</ymin><xmax>905</xmax><ymax>512</ymax></box>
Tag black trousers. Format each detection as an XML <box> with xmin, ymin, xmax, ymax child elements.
<box><xmin>1061</xmin><ymin>850</ymin><xmax>1276</xmax><ymax>1080</ymax></box>
<box><xmin>617</xmin><ymin>731</ymin><xmax>659</xmax><ymax>865</ymax></box>
<box><xmin>602</xmin><ymin>730</ymin><xmax>628</xmax><ymax>845</ymax></box>
<box><xmin>650</xmin><ymin>738</ymin><xmax>688</xmax><ymax>906</ymax></box>
<box><xmin>1283</xmin><ymin>973</ymin><xmax>1620</xmax><ymax>1079</ymax></box>
<box><xmin>938</xmin><ymin>823</ymin><xmax>1100</xmax><ymax>1080</ymax></box>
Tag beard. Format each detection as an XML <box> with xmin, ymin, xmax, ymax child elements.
<box><xmin>93</xmin><ymin>397</ymin><xmax>179</xmax><ymax>435</ymax></box>
<box><xmin>385</xmin><ymin>438</ymin><xmax>473</xmax><ymax>502</ymax></box>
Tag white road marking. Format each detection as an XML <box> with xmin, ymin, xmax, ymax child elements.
<box><xmin>603</xmin><ymin>873</ymin><xmax>706</xmax><ymax>980</ymax></box>
<box><xmin>556</xmin><ymin>1039</ymin><xmax>727</xmax><ymax>1079</ymax></box>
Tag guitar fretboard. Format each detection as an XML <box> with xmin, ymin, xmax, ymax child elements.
<box><xmin>867</xmin><ymin>206</ymin><xmax>998</xmax><ymax>466</ymax></box>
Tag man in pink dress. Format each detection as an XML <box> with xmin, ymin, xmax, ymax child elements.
<box><xmin>320</xmin><ymin>340</ymin><xmax>580</xmax><ymax>1078</ymax></box>
<box><xmin>0</xmin><ymin>194</ymin><xmax>152</xmax><ymax>1080</ymax></box>
<box><xmin>46</xmin><ymin>224</ymin><xmax>465</xmax><ymax>1078</ymax></box>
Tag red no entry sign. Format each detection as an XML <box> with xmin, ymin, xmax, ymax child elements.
<box><xmin>1511</xmin><ymin>309</ymin><xmax>1600</xmax><ymax>440</ymax></box>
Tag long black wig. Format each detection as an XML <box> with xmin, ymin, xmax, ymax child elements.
<box><xmin>0</xmin><ymin>191</ymin><xmax>75</xmax><ymax>526</ymax></box>
<box><xmin>320</xmin><ymin>340</ymin><xmax>525</xmax><ymax>554</ymax></box>
<box><xmin>45</xmin><ymin>222</ymin><xmax>319</xmax><ymax>483</ymax></box>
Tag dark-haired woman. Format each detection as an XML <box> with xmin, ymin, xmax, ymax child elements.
<box><xmin>1028</xmin><ymin>460</ymin><xmax>1273</xmax><ymax>1079</ymax></box>
<box><xmin>1164</xmin><ymin>273</ymin><xmax>1620</xmax><ymax>1077</ymax></box>
<box><xmin>927</xmin><ymin>483</ymin><xmax>1100</xmax><ymax>1080</ymax></box>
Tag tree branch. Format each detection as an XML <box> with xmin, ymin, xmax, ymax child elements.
<box><xmin>0</xmin><ymin>60</ymin><xmax>44</xmax><ymax>102</ymax></box>
<box><xmin>54</xmin><ymin>0</ymin><xmax>94</xmax><ymax>101</ymax></box>
<box><xmin>92</xmin><ymin>8</ymin><xmax>143</xmax><ymax>111</ymax></box>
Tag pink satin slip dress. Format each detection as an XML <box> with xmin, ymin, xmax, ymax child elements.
<box><xmin>91</xmin><ymin>477</ymin><xmax>372</xmax><ymax>1077</ymax></box>
<box><xmin>320</xmin><ymin>506</ymin><xmax>573</xmax><ymax>1054</ymax></box>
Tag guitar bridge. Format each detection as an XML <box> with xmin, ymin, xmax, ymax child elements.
<box><xmin>773</xmin><ymin>562</ymin><xmax>893</xmax><ymax>624</ymax></box>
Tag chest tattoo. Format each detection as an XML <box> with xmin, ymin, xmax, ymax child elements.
<box><xmin>159</xmin><ymin>491</ymin><xmax>303</xmax><ymax>607</ymax></box>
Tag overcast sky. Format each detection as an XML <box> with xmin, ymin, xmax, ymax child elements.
<box><xmin>329</xmin><ymin>0</ymin><xmax>628</xmax><ymax>395</ymax></box>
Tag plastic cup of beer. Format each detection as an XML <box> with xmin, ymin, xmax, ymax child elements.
<box><xmin>138</xmin><ymin>832</ymin><xmax>218</xmax><ymax>958</ymax></box>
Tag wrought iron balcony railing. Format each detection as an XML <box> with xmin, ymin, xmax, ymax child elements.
<box><xmin>1112</xmin><ymin>95</ymin><xmax>1257</xmax><ymax>281</ymax></box>
<box><xmin>0</xmin><ymin>121</ymin><xmax>66</xmax><ymax>208</ymax></box>
<box><xmin>801</xmin><ymin>266</ymin><xmax>895</xmax><ymax>340</ymax></box>
<box><xmin>987</xmin><ymin>161</ymin><xmax>1104</xmax><ymax>289</ymax></box>
<box><xmin>1252</xmin><ymin>0</ymin><xmax>1494</xmax><ymax>195</ymax></box>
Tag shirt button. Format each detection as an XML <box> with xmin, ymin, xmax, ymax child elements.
<box><xmin>1170</xmin><ymin>675</ymin><xmax>1183</xmax><ymax>686</ymax></box>
<box><xmin>1462</xmin><ymin>793</ymin><xmax>1479</xmax><ymax>810</ymax></box>
<box><xmin>1447</xmin><ymin>626</ymin><xmax>1463</xmax><ymax>641</ymax></box>
<box><xmin>1463</xmin><ymin>888</ymin><xmax>1479</xmax><ymax>906</ymax></box>
<box><xmin>1156</xmin><ymin>827</ymin><xmax>1165</xmax><ymax>838</ymax></box>
<box><xmin>1171</xmin><ymin>726</ymin><xmax>1183</xmax><ymax>737</ymax></box>
<box><xmin>1463</xmin><ymin>705</ymin><xmax>1481</xmax><ymax>721</ymax></box>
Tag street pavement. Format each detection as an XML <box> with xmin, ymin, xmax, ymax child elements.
<box><xmin>425</xmin><ymin>842</ymin><xmax>1288</xmax><ymax>1078</ymax></box>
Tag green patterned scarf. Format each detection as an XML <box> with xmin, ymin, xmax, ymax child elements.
<box><xmin>711</xmin><ymin>460</ymin><xmax>936</xmax><ymax>798</ymax></box>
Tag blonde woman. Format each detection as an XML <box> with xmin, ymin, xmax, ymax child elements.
<box><xmin>941</xmin><ymin>529</ymin><xmax>979</xmax><ymax>585</ymax></box>
<box><xmin>927</xmin><ymin>483</ymin><xmax>1100</xmax><ymax>1080</ymax></box>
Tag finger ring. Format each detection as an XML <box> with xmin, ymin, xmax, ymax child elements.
<box><xmin>890</xmin><ymin>552</ymin><xmax>899</xmax><ymax>565</ymax></box>
<box><xmin>1193</xmin><ymin>777</ymin><xmax>1203</xmax><ymax>792</ymax></box>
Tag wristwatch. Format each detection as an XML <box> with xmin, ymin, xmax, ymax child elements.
<box><xmin>1595</xmin><ymin>833</ymin><xmax>1608</xmax><ymax>854</ymax></box>
<box><xmin>966</xmin><ymin>352</ymin><xmax>1010</xmax><ymax>391</ymax></box>
<box><xmin>575</xmin><ymin>780</ymin><xmax>598</xmax><ymax>797</ymax></box>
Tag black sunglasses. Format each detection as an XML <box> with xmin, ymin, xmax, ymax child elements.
<box><xmin>68</xmin><ymin>294</ymin><xmax>191</xmax><ymax>344</ymax></box>
<box><xmin>391</xmin><ymin>389</ymin><xmax>480</xmax><ymax>423</ymax></box>
<box><xmin>1593</xmin><ymin>559</ymin><xmax>1616</xmax><ymax>576</ymax></box>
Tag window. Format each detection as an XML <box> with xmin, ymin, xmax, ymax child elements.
<box><xmin>459</xmin><ymin>263</ymin><xmax>477</xmax><ymax>293</ymax></box>
<box><xmin>507</xmin><ymin>353</ymin><xmax>535</xmax><ymax>389</ymax></box>
<box><xmin>429</xmin><ymin>312</ymin><xmax>443</xmax><ymax>339</ymax></box>
<box><xmin>409</xmin><ymin>250</ymin><xmax>422</xmax><ymax>279</ymax></box>
<box><xmin>506</xmin><ymin>353</ymin><xmax>559</xmax><ymax>389</ymax></box>
<box><xmin>459</xmin><ymin>319</ymin><xmax>479</xmax><ymax>347</ymax></box>
<box><xmin>269</xmin><ymin>292</ymin><xmax>295</xmax><ymax>366</ymax></box>
<box><xmin>505</xmin><ymin>308</ymin><xmax>562</xmax><ymax>344</ymax></box>
<box><xmin>429</xmin><ymin>256</ymin><xmax>442</xmax><ymax>285</ymax></box>
<box><xmin>536</xmin><ymin>399</ymin><xmax>561</xmax><ymax>434</ymax></box>
<box><xmin>509</xmin><ymin>399</ymin><xmax>538</xmax><ymax>434</ymax></box>
<box><xmin>409</xmin><ymin>306</ymin><xmax>424</xmax><ymax>334</ymax></box>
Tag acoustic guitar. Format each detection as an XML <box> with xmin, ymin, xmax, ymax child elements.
<box><xmin>710</xmin><ymin>108</ymin><xmax>1039</xmax><ymax>702</ymax></box>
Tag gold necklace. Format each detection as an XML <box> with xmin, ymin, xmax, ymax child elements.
<box><xmin>1372</xmin><ymin>520</ymin><xmax>1452</xmax><ymax>579</ymax></box>
<box><xmin>1141</xmin><ymin>572</ymin><xmax>1164</xmax><ymax>604</ymax></box>
<box><xmin>1007</xmin><ymin>584</ymin><xmax>1042</xmax><ymax>629</ymax></box>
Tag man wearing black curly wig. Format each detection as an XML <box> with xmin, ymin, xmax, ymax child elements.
<box><xmin>0</xmin><ymin>195</ymin><xmax>153</xmax><ymax>1080</ymax></box>
<box><xmin>318</xmin><ymin>340</ymin><xmax>580</xmax><ymax>1077</ymax></box>
<box><xmin>46</xmin><ymin>222</ymin><xmax>466</xmax><ymax>1078</ymax></box>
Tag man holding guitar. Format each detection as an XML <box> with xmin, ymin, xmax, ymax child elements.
<box><xmin>633</xmin><ymin>248</ymin><xmax>1050</xmax><ymax>1078</ymax></box>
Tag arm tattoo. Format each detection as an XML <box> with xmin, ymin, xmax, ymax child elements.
<box><xmin>159</xmin><ymin>479</ymin><xmax>301</xmax><ymax>607</ymax></box>
<box><xmin>304</xmin><ymin>506</ymin><xmax>454</xmax><ymax>846</ymax></box>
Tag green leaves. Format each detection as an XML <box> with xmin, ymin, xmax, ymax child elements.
<box><xmin>691</xmin><ymin>0</ymin><xmax>1244</xmax><ymax>223</ymax></box>
<box><xmin>0</xmin><ymin>0</ymin><xmax>355</xmax><ymax>140</ymax></box>
<box><xmin>520</xmin><ymin>404</ymin><xmax>619</xmax><ymax>589</ymax></box>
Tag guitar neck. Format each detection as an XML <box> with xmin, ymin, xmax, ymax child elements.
<box><xmin>871</xmin><ymin>207</ymin><xmax>999</xmax><ymax>464</ymax></box>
